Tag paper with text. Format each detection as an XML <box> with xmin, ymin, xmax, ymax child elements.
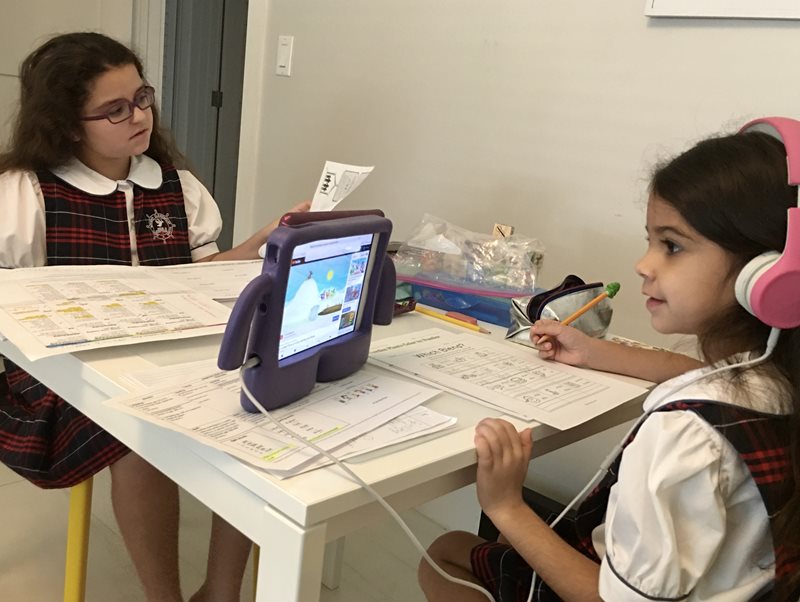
<box><xmin>369</xmin><ymin>328</ymin><xmax>648</xmax><ymax>430</ymax></box>
<box><xmin>310</xmin><ymin>161</ymin><xmax>374</xmax><ymax>211</ymax></box>
<box><xmin>153</xmin><ymin>260</ymin><xmax>262</xmax><ymax>301</ymax></box>
<box><xmin>106</xmin><ymin>364</ymin><xmax>440</xmax><ymax>475</ymax></box>
<box><xmin>276</xmin><ymin>406</ymin><xmax>457</xmax><ymax>477</ymax></box>
<box><xmin>0</xmin><ymin>265</ymin><xmax>231</xmax><ymax>360</ymax></box>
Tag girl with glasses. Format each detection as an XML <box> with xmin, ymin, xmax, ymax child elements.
<box><xmin>0</xmin><ymin>31</ymin><xmax>308</xmax><ymax>602</ymax></box>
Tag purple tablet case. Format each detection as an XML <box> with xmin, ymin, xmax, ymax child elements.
<box><xmin>217</xmin><ymin>214</ymin><xmax>395</xmax><ymax>412</ymax></box>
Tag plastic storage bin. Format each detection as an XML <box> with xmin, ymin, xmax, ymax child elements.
<box><xmin>407</xmin><ymin>280</ymin><xmax>535</xmax><ymax>328</ymax></box>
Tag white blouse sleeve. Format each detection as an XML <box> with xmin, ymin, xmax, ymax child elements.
<box><xmin>598</xmin><ymin>411</ymin><xmax>727</xmax><ymax>601</ymax></box>
<box><xmin>0</xmin><ymin>170</ymin><xmax>47</xmax><ymax>268</ymax></box>
<box><xmin>177</xmin><ymin>170</ymin><xmax>222</xmax><ymax>262</ymax></box>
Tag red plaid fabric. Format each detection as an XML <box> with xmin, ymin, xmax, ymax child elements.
<box><xmin>39</xmin><ymin>166</ymin><xmax>192</xmax><ymax>266</ymax></box>
<box><xmin>0</xmin><ymin>164</ymin><xmax>194</xmax><ymax>488</ymax></box>
<box><xmin>471</xmin><ymin>516</ymin><xmax>589</xmax><ymax>602</ymax></box>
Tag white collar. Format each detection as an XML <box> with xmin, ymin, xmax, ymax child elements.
<box><xmin>51</xmin><ymin>155</ymin><xmax>163</xmax><ymax>195</ymax></box>
<box><xmin>643</xmin><ymin>354</ymin><xmax>791</xmax><ymax>415</ymax></box>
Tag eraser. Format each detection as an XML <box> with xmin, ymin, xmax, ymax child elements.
<box><xmin>445</xmin><ymin>311</ymin><xmax>478</xmax><ymax>325</ymax></box>
<box><xmin>492</xmin><ymin>223</ymin><xmax>514</xmax><ymax>238</ymax></box>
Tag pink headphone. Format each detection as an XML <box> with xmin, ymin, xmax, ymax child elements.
<box><xmin>734</xmin><ymin>116</ymin><xmax>800</xmax><ymax>329</ymax></box>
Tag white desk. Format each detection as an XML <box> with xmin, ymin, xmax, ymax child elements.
<box><xmin>0</xmin><ymin>313</ymin><xmax>648</xmax><ymax>602</ymax></box>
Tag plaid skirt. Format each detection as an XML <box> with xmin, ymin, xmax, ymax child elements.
<box><xmin>0</xmin><ymin>359</ymin><xmax>128</xmax><ymax>489</ymax></box>
<box><xmin>471</xmin><ymin>541</ymin><xmax>562</xmax><ymax>602</ymax></box>
<box><xmin>470</xmin><ymin>515</ymin><xmax>594</xmax><ymax>602</ymax></box>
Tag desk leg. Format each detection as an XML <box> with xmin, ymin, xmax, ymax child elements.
<box><xmin>257</xmin><ymin>505</ymin><xmax>326</xmax><ymax>602</ymax></box>
<box><xmin>321</xmin><ymin>537</ymin><xmax>345</xmax><ymax>590</ymax></box>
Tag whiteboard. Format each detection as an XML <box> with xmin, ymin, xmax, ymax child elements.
<box><xmin>645</xmin><ymin>0</ymin><xmax>800</xmax><ymax>19</ymax></box>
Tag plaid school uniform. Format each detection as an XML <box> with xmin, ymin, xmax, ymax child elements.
<box><xmin>470</xmin><ymin>401</ymin><xmax>797</xmax><ymax>602</ymax></box>
<box><xmin>0</xmin><ymin>164</ymin><xmax>193</xmax><ymax>488</ymax></box>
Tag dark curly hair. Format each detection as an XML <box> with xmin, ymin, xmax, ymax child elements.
<box><xmin>0</xmin><ymin>31</ymin><xmax>183</xmax><ymax>173</ymax></box>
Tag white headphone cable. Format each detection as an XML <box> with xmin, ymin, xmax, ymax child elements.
<box><xmin>238</xmin><ymin>357</ymin><xmax>497</xmax><ymax>602</ymax></box>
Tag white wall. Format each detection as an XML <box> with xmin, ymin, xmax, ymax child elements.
<box><xmin>235</xmin><ymin>1</ymin><xmax>800</xmax><ymax>525</ymax></box>
<box><xmin>0</xmin><ymin>0</ymin><xmax>135</xmax><ymax>144</ymax></box>
<box><xmin>237</xmin><ymin>1</ymin><xmax>800</xmax><ymax>349</ymax></box>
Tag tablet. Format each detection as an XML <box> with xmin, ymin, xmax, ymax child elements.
<box><xmin>218</xmin><ymin>214</ymin><xmax>395</xmax><ymax>411</ymax></box>
<box><xmin>278</xmin><ymin>232</ymin><xmax>376</xmax><ymax>360</ymax></box>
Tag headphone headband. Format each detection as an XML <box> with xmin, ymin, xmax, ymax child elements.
<box><xmin>735</xmin><ymin>116</ymin><xmax>800</xmax><ymax>329</ymax></box>
<box><xmin>739</xmin><ymin>116</ymin><xmax>800</xmax><ymax>188</ymax></box>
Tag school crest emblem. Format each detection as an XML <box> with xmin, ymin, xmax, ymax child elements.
<box><xmin>146</xmin><ymin>210</ymin><xmax>175</xmax><ymax>242</ymax></box>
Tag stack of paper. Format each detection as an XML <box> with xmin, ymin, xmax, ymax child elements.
<box><xmin>369</xmin><ymin>328</ymin><xmax>648</xmax><ymax>430</ymax></box>
<box><xmin>0</xmin><ymin>265</ymin><xmax>232</xmax><ymax>360</ymax></box>
<box><xmin>107</xmin><ymin>361</ymin><xmax>454</xmax><ymax>478</ymax></box>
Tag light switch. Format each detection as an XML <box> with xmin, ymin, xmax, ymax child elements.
<box><xmin>276</xmin><ymin>35</ymin><xmax>294</xmax><ymax>77</ymax></box>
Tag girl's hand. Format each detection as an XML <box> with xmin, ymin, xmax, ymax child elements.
<box><xmin>530</xmin><ymin>319</ymin><xmax>597</xmax><ymax>368</ymax></box>
<box><xmin>287</xmin><ymin>200</ymin><xmax>311</xmax><ymax>214</ymax></box>
<box><xmin>204</xmin><ymin>200</ymin><xmax>313</xmax><ymax>261</ymax></box>
<box><xmin>257</xmin><ymin>200</ymin><xmax>311</xmax><ymax>245</ymax></box>
<box><xmin>474</xmin><ymin>418</ymin><xmax>532</xmax><ymax>519</ymax></box>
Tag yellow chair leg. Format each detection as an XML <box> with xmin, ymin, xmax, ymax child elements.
<box><xmin>252</xmin><ymin>544</ymin><xmax>260</xmax><ymax>602</ymax></box>
<box><xmin>64</xmin><ymin>477</ymin><xmax>93</xmax><ymax>602</ymax></box>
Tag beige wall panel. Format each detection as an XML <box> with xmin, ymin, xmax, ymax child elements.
<box><xmin>0</xmin><ymin>0</ymin><xmax>133</xmax><ymax>75</ymax></box>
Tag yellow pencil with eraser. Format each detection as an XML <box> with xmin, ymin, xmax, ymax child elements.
<box><xmin>537</xmin><ymin>282</ymin><xmax>620</xmax><ymax>345</ymax></box>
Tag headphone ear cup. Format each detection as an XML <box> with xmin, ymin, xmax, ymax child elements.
<box><xmin>735</xmin><ymin>250</ymin><xmax>800</xmax><ymax>328</ymax></box>
<box><xmin>735</xmin><ymin>252</ymin><xmax>780</xmax><ymax>318</ymax></box>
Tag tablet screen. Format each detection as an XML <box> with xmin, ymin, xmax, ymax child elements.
<box><xmin>278</xmin><ymin>233</ymin><xmax>375</xmax><ymax>360</ymax></box>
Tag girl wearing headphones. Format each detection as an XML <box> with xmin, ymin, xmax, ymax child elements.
<box><xmin>419</xmin><ymin>121</ymin><xmax>800</xmax><ymax>601</ymax></box>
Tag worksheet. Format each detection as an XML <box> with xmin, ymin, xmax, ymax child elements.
<box><xmin>106</xmin><ymin>364</ymin><xmax>441</xmax><ymax>474</ymax></box>
<box><xmin>369</xmin><ymin>328</ymin><xmax>648</xmax><ymax>430</ymax></box>
<box><xmin>0</xmin><ymin>265</ymin><xmax>231</xmax><ymax>360</ymax></box>
<box><xmin>153</xmin><ymin>260</ymin><xmax>263</xmax><ymax>301</ymax></box>
<box><xmin>275</xmin><ymin>405</ymin><xmax>457</xmax><ymax>478</ymax></box>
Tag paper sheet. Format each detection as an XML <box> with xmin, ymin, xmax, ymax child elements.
<box><xmin>152</xmin><ymin>260</ymin><xmax>263</xmax><ymax>301</ymax></box>
<box><xmin>369</xmin><ymin>328</ymin><xmax>648</xmax><ymax>430</ymax></box>
<box><xmin>106</xmin><ymin>364</ymin><xmax>441</xmax><ymax>474</ymax></box>
<box><xmin>310</xmin><ymin>161</ymin><xmax>374</xmax><ymax>211</ymax></box>
<box><xmin>276</xmin><ymin>406</ymin><xmax>457</xmax><ymax>477</ymax></box>
<box><xmin>0</xmin><ymin>265</ymin><xmax>231</xmax><ymax>360</ymax></box>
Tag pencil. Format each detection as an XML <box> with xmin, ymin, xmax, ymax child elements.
<box><xmin>537</xmin><ymin>282</ymin><xmax>620</xmax><ymax>345</ymax></box>
<box><xmin>414</xmin><ymin>305</ymin><xmax>491</xmax><ymax>334</ymax></box>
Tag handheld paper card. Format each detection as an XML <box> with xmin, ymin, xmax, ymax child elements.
<box><xmin>311</xmin><ymin>161</ymin><xmax>374</xmax><ymax>211</ymax></box>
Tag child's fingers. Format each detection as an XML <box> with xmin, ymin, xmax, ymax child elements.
<box><xmin>474</xmin><ymin>432</ymin><xmax>493</xmax><ymax>466</ymax></box>
<box><xmin>475</xmin><ymin>420</ymin><xmax>506</xmax><ymax>460</ymax></box>
<box><xmin>530</xmin><ymin>319</ymin><xmax>563</xmax><ymax>338</ymax></box>
<box><xmin>476</xmin><ymin>418</ymin><xmax>527</xmax><ymax>462</ymax></box>
<box><xmin>519</xmin><ymin>427</ymin><xmax>533</xmax><ymax>459</ymax></box>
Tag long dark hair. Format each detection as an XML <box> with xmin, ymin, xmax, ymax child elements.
<box><xmin>651</xmin><ymin>130</ymin><xmax>800</xmax><ymax>595</ymax></box>
<box><xmin>0</xmin><ymin>32</ymin><xmax>183</xmax><ymax>173</ymax></box>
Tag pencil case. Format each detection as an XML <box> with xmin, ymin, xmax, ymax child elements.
<box><xmin>505</xmin><ymin>274</ymin><xmax>613</xmax><ymax>346</ymax></box>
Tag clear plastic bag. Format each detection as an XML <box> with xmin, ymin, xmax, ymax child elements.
<box><xmin>392</xmin><ymin>213</ymin><xmax>544</xmax><ymax>295</ymax></box>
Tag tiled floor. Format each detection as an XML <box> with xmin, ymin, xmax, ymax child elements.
<box><xmin>0</xmin><ymin>463</ymin><xmax>446</xmax><ymax>601</ymax></box>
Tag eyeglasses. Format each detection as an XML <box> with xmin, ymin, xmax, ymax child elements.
<box><xmin>80</xmin><ymin>86</ymin><xmax>156</xmax><ymax>124</ymax></box>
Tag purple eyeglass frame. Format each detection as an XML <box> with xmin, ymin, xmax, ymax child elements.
<box><xmin>80</xmin><ymin>85</ymin><xmax>155</xmax><ymax>124</ymax></box>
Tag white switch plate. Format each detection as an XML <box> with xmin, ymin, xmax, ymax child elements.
<box><xmin>276</xmin><ymin>35</ymin><xmax>294</xmax><ymax>77</ymax></box>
